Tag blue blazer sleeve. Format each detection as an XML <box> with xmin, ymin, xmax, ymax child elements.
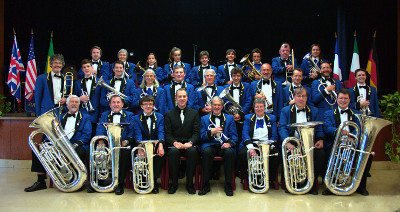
<box><xmin>323</xmin><ymin>110</ymin><xmax>337</xmax><ymax>138</ymax></box>
<box><xmin>278</xmin><ymin>106</ymin><xmax>291</xmax><ymax>142</ymax></box>
<box><xmin>240</xmin><ymin>114</ymin><xmax>252</xmax><ymax>149</ymax></box>
<box><xmin>269</xmin><ymin>114</ymin><xmax>278</xmax><ymax>142</ymax></box>
<box><xmin>156</xmin><ymin>113</ymin><xmax>165</xmax><ymax>140</ymax></box>
<box><xmin>242</xmin><ymin>83</ymin><xmax>252</xmax><ymax>114</ymax></box>
<box><xmin>133</xmin><ymin>115</ymin><xmax>143</xmax><ymax>142</ymax></box>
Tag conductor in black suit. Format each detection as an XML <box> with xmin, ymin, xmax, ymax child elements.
<box><xmin>164</xmin><ymin>88</ymin><xmax>201</xmax><ymax>194</ymax></box>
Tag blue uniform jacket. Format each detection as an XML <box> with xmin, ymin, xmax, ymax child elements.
<box><xmin>134</xmin><ymin>87</ymin><xmax>166</xmax><ymax>115</ymax></box>
<box><xmin>133</xmin><ymin>112</ymin><xmax>165</xmax><ymax>145</ymax></box>
<box><xmin>164</xmin><ymin>81</ymin><xmax>196</xmax><ymax>112</ymax></box>
<box><xmin>349</xmin><ymin>85</ymin><xmax>379</xmax><ymax>118</ymax></box>
<box><xmin>96</xmin><ymin>110</ymin><xmax>135</xmax><ymax>141</ymax></box>
<box><xmin>99</xmin><ymin>77</ymin><xmax>137</xmax><ymax>111</ymax></box>
<box><xmin>74</xmin><ymin>77</ymin><xmax>101</xmax><ymax>123</ymax></box>
<box><xmin>200</xmin><ymin>113</ymin><xmax>238</xmax><ymax>154</ymax></box>
<box><xmin>161</xmin><ymin>62</ymin><xmax>192</xmax><ymax>86</ymax></box>
<box><xmin>106</xmin><ymin>62</ymin><xmax>137</xmax><ymax>86</ymax></box>
<box><xmin>35</xmin><ymin>73</ymin><xmax>66</xmax><ymax>116</ymax></box>
<box><xmin>77</xmin><ymin>60</ymin><xmax>110</xmax><ymax>80</ymax></box>
<box><xmin>60</xmin><ymin>111</ymin><xmax>92</xmax><ymax>151</ymax></box>
<box><xmin>190</xmin><ymin>65</ymin><xmax>218</xmax><ymax>87</ymax></box>
<box><xmin>217</xmin><ymin>63</ymin><xmax>243</xmax><ymax>85</ymax></box>
<box><xmin>250</xmin><ymin>79</ymin><xmax>283</xmax><ymax>118</ymax></box>
<box><xmin>240</xmin><ymin>113</ymin><xmax>278</xmax><ymax>149</ymax></box>
<box><xmin>194</xmin><ymin>85</ymin><xmax>224</xmax><ymax>112</ymax></box>
<box><xmin>271</xmin><ymin>56</ymin><xmax>298</xmax><ymax>84</ymax></box>
<box><xmin>282</xmin><ymin>84</ymin><xmax>313</xmax><ymax>107</ymax></box>
<box><xmin>223</xmin><ymin>82</ymin><xmax>252</xmax><ymax>115</ymax></box>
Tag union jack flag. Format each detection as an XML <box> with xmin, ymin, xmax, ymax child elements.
<box><xmin>7</xmin><ymin>35</ymin><xmax>25</xmax><ymax>103</ymax></box>
<box><xmin>25</xmin><ymin>34</ymin><xmax>37</xmax><ymax>101</ymax></box>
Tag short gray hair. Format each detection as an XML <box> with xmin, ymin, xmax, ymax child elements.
<box><xmin>211</xmin><ymin>96</ymin><xmax>224</xmax><ymax>105</ymax></box>
<box><xmin>253</xmin><ymin>98</ymin><xmax>266</xmax><ymax>108</ymax></box>
<box><xmin>66</xmin><ymin>95</ymin><xmax>80</xmax><ymax>105</ymax></box>
<box><xmin>205</xmin><ymin>69</ymin><xmax>216</xmax><ymax>76</ymax></box>
<box><xmin>117</xmin><ymin>49</ymin><xmax>128</xmax><ymax>59</ymax></box>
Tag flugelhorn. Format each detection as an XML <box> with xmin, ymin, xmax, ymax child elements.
<box><xmin>324</xmin><ymin>114</ymin><xmax>391</xmax><ymax>195</ymax></box>
<box><xmin>197</xmin><ymin>83</ymin><xmax>214</xmax><ymax>107</ymax></box>
<box><xmin>96</xmin><ymin>76</ymin><xmax>127</xmax><ymax>99</ymax></box>
<box><xmin>131</xmin><ymin>140</ymin><xmax>158</xmax><ymax>194</ymax></box>
<box><xmin>89</xmin><ymin>123</ymin><xmax>131</xmax><ymax>192</ymax></box>
<box><xmin>240</xmin><ymin>54</ymin><xmax>262</xmax><ymax>81</ymax></box>
<box><xmin>28</xmin><ymin>108</ymin><xmax>87</xmax><ymax>192</ymax></box>
<box><xmin>247</xmin><ymin>140</ymin><xmax>278</xmax><ymax>193</ymax></box>
<box><xmin>281</xmin><ymin>121</ymin><xmax>323</xmax><ymax>195</ymax></box>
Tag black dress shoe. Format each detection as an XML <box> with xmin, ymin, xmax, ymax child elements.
<box><xmin>178</xmin><ymin>170</ymin><xmax>185</xmax><ymax>179</ymax></box>
<box><xmin>308</xmin><ymin>189</ymin><xmax>318</xmax><ymax>195</ymax></box>
<box><xmin>168</xmin><ymin>185</ymin><xmax>178</xmax><ymax>194</ymax></box>
<box><xmin>186</xmin><ymin>185</ymin><xmax>196</xmax><ymax>194</ymax></box>
<box><xmin>115</xmin><ymin>185</ymin><xmax>124</xmax><ymax>195</ymax></box>
<box><xmin>367</xmin><ymin>172</ymin><xmax>372</xmax><ymax>177</ymax></box>
<box><xmin>224</xmin><ymin>184</ymin><xmax>233</xmax><ymax>196</ymax></box>
<box><xmin>357</xmin><ymin>188</ymin><xmax>369</xmax><ymax>196</ymax></box>
<box><xmin>24</xmin><ymin>181</ymin><xmax>47</xmax><ymax>192</ymax></box>
<box><xmin>152</xmin><ymin>184</ymin><xmax>159</xmax><ymax>194</ymax></box>
<box><xmin>87</xmin><ymin>187</ymin><xmax>95</xmax><ymax>193</ymax></box>
<box><xmin>322</xmin><ymin>189</ymin><xmax>333</xmax><ymax>195</ymax></box>
<box><xmin>285</xmin><ymin>189</ymin><xmax>290</xmax><ymax>194</ymax></box>
<box><xmin>198</xmin><ymin>186</ymin><xmax>210</xmax><ymax>196</ymax></box>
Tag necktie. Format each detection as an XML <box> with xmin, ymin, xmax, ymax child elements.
<box><xmin>66</xmin><ymin>113</ymin><xmax>76</xmax><ymax>118</ymax></box>
<box><xmin>314</xmin><ymin>59</ymin><xmax>318</xmax><ymax>64</ymax></box>
<box><xmin>297</xmin><ymin>108</ymin><xmax>306</xmax><ymax>113</ymax></box>
<box><xmin>180</xmin><ymin>110</ymin><xmax>184</xmax><ymax>124</ymax></box>
<box><xmin>146</xmin><ymin>88</ymin><xmax>153</xmax><ymax>95</ymax></box>
<box><xmin>256</xmin><ymin>119</ymin><xmax>264</xmax><ymax>129</ymax></box>
<box><xmin>341</xmin><ymin>109</ymin><xmax>349</xmax><ymax>114</ymax></box>
<box><xmin>262</xmin><ymin>80</ymin><xmax>270</xmax><ymax>85</ymax></box>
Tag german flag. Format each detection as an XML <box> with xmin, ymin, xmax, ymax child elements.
<box><xmin>366</xmin><ymin>31</ymin><xmax>378</xmax><ymax>90</ymax></box>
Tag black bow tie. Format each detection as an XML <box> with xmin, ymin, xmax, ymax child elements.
<box><xmin>92</xmin><ymin>61</ymin><xmax>99</xmax><ymax>65</ymax></box>
<box><xmin>114</xmin><ymin>78</ymin><xmax>123</xmax><ymax>81</ymax></box>
<box><xmin>201</xmin><ymin>66</ymin><xmax>210</xmax><ymax>69</ymax></box>
<box><xmin>143</xmin><ymin>115</ymin><xmax>151</xmax><ymax>120</ymax></box>
<box><xmin>213</xmin><ymin>114</ymin><xmax>222</xmax><ymax>119</ymax></box>
<box><xmin>149</xmin><ymin>66</ymin><xmax>154</xmax><ymax>69</ymax></box>
<box><xmin>293</xmin><ymin>85</ymin><xmax>302</xmax><ymax>89</ymax></box>
<box><xmin>174</xmin><ymin>81</ymin><xmax>182</xmax><ymax>86</ymax></box>
<box><xmin>232</xmin><ymin>86</ymin><xmax>240</xmax><ymax>90</ymax></box>
<box><xmin>112</xmin><ymin>112</ymin><xmax>122</xmax><ymax>117</ymax></box>
<box><xmin>340</xmin><ymin>109</ymin><xmax>350</xmax><ymax>114</ymax></box>
<box><xmin>228</xmin><ymin>64</ymin><xmax>235</xmax><ymax>67</ymax></box>
<box><xmin>262</xmin><ymin>80</ymin><xmax>270</xmax><ymax>85</ymax></box>
<box><xmin>66</xmin><ymin>113</ymin><xmax>76</xmax><ymax>118</ymax></box>
<box><xmin>206</xmin><ymin>85</ymin><xmax>214</xmax><ymax>89</ymax></box>
<box><xmin>297</xmin><ymin>108</ymin><xmax>306</xmax><ymax>113</ymax></box>
<box><xmin>84</xmin><ymin>77</ymin><xmax>93</xmax><ymax>81</ymax></box>
<box><xmin>359</xmin><ymin>85</ymin><xmax>368</xmax><ymax>89</ymax></box>
<box><xmin>53</xmin><ymin>74</ymin><xmax>62</xmax><ymax>78</ymax></box>
<box><xmin>322</xmin><ymin>78</ymin><xmax>333</xmax><ymax>84</ymax></box>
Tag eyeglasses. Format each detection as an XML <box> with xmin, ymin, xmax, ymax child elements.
<box><xmin>338</xmin><ymin>97</ymin><xmax>350</xmax><ymax>100</ymax></box>
<box><xmin>142</xmin><ymin>103</ymin><xmax>154</xmax><ymax>106</ymax></box>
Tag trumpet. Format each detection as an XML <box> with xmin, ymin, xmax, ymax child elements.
<box><xmin>89</xmin><ymin>123</ymin><xmax>131</xmax><ymax>192</ymax></box>
<box><xmin>357</xmin><ymin>95</ymin><xmax>372</xmax><ymax>115</ymax></box>
<box><xmin>281</xmin><ymin>121</ymin><xmax>323</xmax><ymax>195</ymax></box>
<box><xmin>247</xmin><ymin>140</ymin><xmax>278</xmax><ymax>193</ymax></box>
<box><xmin>240</xmin><ymin>54</ymin><xmax>262</xmax><ymax>81</ymax></box>
<box><xmin>95</xmin><ymin>76</ymin><xmax>127</xmax><ymax>99</ymax></box>
<box><xmin>324</xmin><ymin>114</ymin><xmax>391</xmax><ymax>195</ymax></box>
<box><xmin>28</xmin><ymin>108</ymin><xmax>87</xmax><ymax>192</ymax></box>
<box><xmin>318</xmin><ymin>83</ymin><xmax>337</xmax><ymax>107</ymax></box>
<box><xmin>131</xmin><ymin>140</ymin><xmax>158</xmax><ymax>194</ymax></box>
<box><xmin>256</xmin><ymin>89</ymin><xmax>273</xmax><ymax>109</ymax></box>
<box><xmin>207</xmin><ymin>119</ymin><xmax>229</xmax><ymax>145</ymax></box>
<box><xmin>197</xmin><ymin>84</ymin><xmax>214</xmax><ymax>107</ymax></box>
<box><xmin>81</xmin><ymin>89</ymin><xmax>94</xmax><ymax>112</ymax></box>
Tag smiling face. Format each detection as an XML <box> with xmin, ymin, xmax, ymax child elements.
<box><xmin>140</xmin><ymin>100</ymin><xmax>154</xmax><ymax>115</ymax></box>
<box><xmin>67</xmin><ymin>97</ymin><xmax>80</xmax><ymax>113</ymax></box>
<box><xmin>355</xmin><ymin>70</ymin><xmax>367</xmax><ymax>84</ymax></box>
<box><xmin>175</xmin><ymin>89</ymin><xmax>188</xmax><ymax>108</ymax></box>
<box><xmin>294</xmin><ymin>90</ymin><xmax>307</xmax><ymax>109</ymax></box>
<box><xmin>50</xmin><ymin>59</ymin><xmax>63</xmax><ymax>74</ymax></box>
<box><xmin>118</xmin><ymin>52</ymin><xmax>127</xmax><ymax>62</ymax></box>
<box><xmin>211</xmin><ymin>98</ymin><xmax>223</xmax><ymax>115</ymax></box>
<box><xmin>91</xmin><ymin>48</ymin><xmax>101</xmax><ymax>61</ymax></box>
<box><xmin>205</xmin><ymin>70</ymin><xmax>216</xmax><ymax>85</ymax></box>
<box><xmin>173</xmin><ymin>67</ymin><xmax>185</xmax><ymax>83</ymax></box>
<box><xmin>144</xmin><ymin>71</ymin><xmax>155</xmax><ymax>86</ymax></box>
<box><xmin>109</xmin><ymin>96</ymin><xmax>124</xmax><ymax>113</ymax></box>
<box><xmin>337</xmin><ymin>93</ymin><xmax>350</xmax><ymax>110</ymax></box>
<box><xmin>261</xmin><ymin>64</ymin><xmax>272</xmax><ymax>80</ymax></box>
<box><xmin>113</xmin><ymin>63</ymin><xmax>124</xmax><ymax>78</ymax></box>
<box><xmin>254</xmin><ymin>102</ymin><xmax>266</xmax><ymax>117</ymax></box>
<box><xmin>82</xmin><ymin>63</ymin><xmax>93</xmax><ymax>77</ymax></box>
<box><xmin>292</xmin><ymin>69</ymin><xmax>303</xmax><ymax>86</ymax></box>
<box><xmin>321</xmin><ymin>63</ymin><xmax>332</xmax><ymax>78</ymax></box>
<box><xmin>226</xmin><ymin>52</ymin><xmax>236</xmax><ymax>62</ymax></box>
<box><xmin>311</xmin><ymin>46</ymin><xmax>320</xmax><ymax>58</ymax></box>
<box><xmin>279</xmin><ymin>45</ymin><xmax>290</xmax><ymax>59</ymax></box>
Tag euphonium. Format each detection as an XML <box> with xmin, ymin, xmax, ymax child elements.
<box><xmin>324</xmin><ymin>114</ymin><xmax>392</xmax><ymax>195</ymax></box>
<box><xmin>28</xmin><ymin>108</ymin><xmax>87</xmax><ymax>192</ymax></box>
<box><xmin>219</xmin><ymin>87</ymin><xmax>243</xmax><ymax>119</ymax></box>
<box><xmin>131</xmin><ymin>140</ymin><xmax>158</xmax><ymax>194</ymax></box>
<box><xmin>247</xmin><ymin>141</ymin><xmax>278</xmax><ymax>193</ymax></box>
<box><xmin>89</xmin><ymin>123</ymin><xmax>131</xmax><ymax>192</ymax></box>
<box><xmin>281</xmin><ymin>121</ymin><xmax>323</xmax><ymax>194</ymax></box>
<box><xmin>95</xmin><ymin>76</ymin><xmax>128</xmax><ymax>99</ymax></box>
<box><xmin>240</xmin><ymin>54</ymin><xmax>262</xmax><ymax>81</ymax></box>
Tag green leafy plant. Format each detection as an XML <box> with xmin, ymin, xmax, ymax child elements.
<box><xmin>0</xmin><ymin>94</ymin><xmax>11</xmax><ymax>117</ymax></box>
<box><xmin>379</xmin><ymin>91</ymin><xmax>400</xmax><ymax>162</ymax></box>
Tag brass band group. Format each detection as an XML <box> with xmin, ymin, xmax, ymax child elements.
<box><xmin>24</xmin><ymin>43</ymin><xmax>390</xmax><ymax>197</ymax></box>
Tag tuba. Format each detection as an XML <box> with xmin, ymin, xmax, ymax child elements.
<box><xmin>247</xmin><ymin>140</ymin><xmax>278</xmax><ymax>193</ymax></box>
<box><xmin>131</xmin><ymin>140</ymin><xmax>158</xmax><ymax>194</ymax></box>
<box><xmin>28</xmin><ymin>108</ymin><xmax>87</xmax><ymax>192</ymax></box>
<box><xmin>240</xmin><ymin>54</ymin><xmax>262</xmax><ymax>81</ymax></box>
<box><xmin>89</xmin><ymin>123</ymin><xmax>131</xmax><ymax>192</ymax></box>
<box><xmin>281</xmin><ymin>121</ymin><xmax>323</xmax><ymax>194</ymax></box>
<box><xmin>324</xmin><ymin>114</ymin><xmax>392</xmax><ymax>195</ymax></box>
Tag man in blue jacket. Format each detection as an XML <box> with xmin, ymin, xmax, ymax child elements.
<box><xmin>271</xmin><ymin>43</ymin><xmax>298</xmax><ymax>86</ymax></box>
<box><xmin>349</xmin><ymin>68</ymin><xmax>379</xmax><ymax>117</ymax></box>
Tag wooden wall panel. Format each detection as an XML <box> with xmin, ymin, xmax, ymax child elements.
<box><xmin>0</xmin><ymin>119</ymin><xmax>11</xmax><ymax>158</ymax></box>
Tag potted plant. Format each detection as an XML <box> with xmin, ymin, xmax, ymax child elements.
<box><xmin>379</xmin><ymin>91</ymin><xmax>400</xmax><ymax>162</ymax></box>
<box><xmin>0</xmin><ymin>94</ymin><xmax>11</xmax><ymax>117</ymax></box>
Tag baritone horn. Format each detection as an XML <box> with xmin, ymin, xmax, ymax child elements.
<box><xmin>131</xmin><ymin>140</ymin><xmax>158</xmax><ymax>194</ymax></box>
<box><xmin>89</xmin><ymin>123</ymin><xmax>131</xmax><ymax>192</ymax></box>
<box><xmin>324</xmin><ymin>114</ymin><xmax>392</xmax><ymax>195</ymax></box>
<box><xmin>219</xmin><ymin>87</ymin><xmax>243</xmax><ymax>122</ymax></box>
<box><xmin>28</xmin><ymin>108</ymin><xmax>87</xmax><ymax>192</ymax></box>
<box><xmin>247</xmin><ymin>140</ymin><xmax>278</xmax><ymax>193</ymax></box>
<box><xmin>281</xmin><ymin>121</ymin><xmax>323</xmax><ymax>195</ymax></box>
<box><xmin>240</xmin><ymin>54</ymin><xmax>262</xmax><ymax>81</ymax></box>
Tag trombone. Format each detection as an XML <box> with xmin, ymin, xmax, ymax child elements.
<box><xmin>60</xmin><ymin>72</ymin><xmax>74</xmax><ymax>115</ymax></box>
<box><xmin>282</xmin><ymin>50</ymin><xmax>294</xmax><ymax>87</ymax></box>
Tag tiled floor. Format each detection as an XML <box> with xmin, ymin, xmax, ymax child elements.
<box><xmin>0</xmin><ymin>160</ymin><xmax>399</xmax><ymax>212</ymax></box>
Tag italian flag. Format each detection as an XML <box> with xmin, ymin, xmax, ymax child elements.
<box><xmin>348</xmin><ymin>33</ymin><xmax>360</xmax><ymax>87</ymax></box>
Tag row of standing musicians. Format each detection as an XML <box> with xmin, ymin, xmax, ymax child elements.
<box><xmin>25</xmin><ymin>45</ymin><xmax>379</xmax><ymax>196</ymax></box>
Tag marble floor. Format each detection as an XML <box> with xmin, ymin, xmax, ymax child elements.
<box><xmin>0</xmin><ymin>160</ymin><xmax>399</xmax><ymax>212</ymax></box>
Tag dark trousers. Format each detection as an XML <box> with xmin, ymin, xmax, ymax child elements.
<box><xmin>239</xmin><ymin>146</ymin><xmax>280</xmax><ymax>181</ymax></box>
<box><xmin>168</xmin><ymin>146</ymin><xmax>199</xmax><ymax>187</ymax></box>
<box><xmin>118</xmin><ymin>148</ymin><xmax>131</xmax><ymax>186</ymax></box>
<box><xmin>202</xmin><ymin>145</ymin><xmax>235</xmax><ymax>186</ymax></box>
<box><xmin>313</xmin><ymin>148</ymin><xmax>327</xmax><ymax>179</ymax></box>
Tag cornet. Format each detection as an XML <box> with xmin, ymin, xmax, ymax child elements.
<box><xmin>197</xmin><ymin>84</ymin><xmax>214</xmax><ymax>107</ymax></box>
<box><xmin>81</xmin><ymin>89</ymin><xmax>94</xmax><ymax>112</ymax></box>
<box><xmin>131</xmin><ymin>140</ymin><xmax>158</xmax><ymax>194</ymax></box>
<box><xmin>357</xmin><ymin>95</ymin><xmax>372</xmax><ymax>115</ymax></box>
<box><xmin>207</xmin><ymin>119</ymin><xmax>229</xmax><ymax>145</ymax></box>
<box><xmin>256</xmin><ymin>88</ymin><xmax>273</xmax><ymax>109</ymax></box>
